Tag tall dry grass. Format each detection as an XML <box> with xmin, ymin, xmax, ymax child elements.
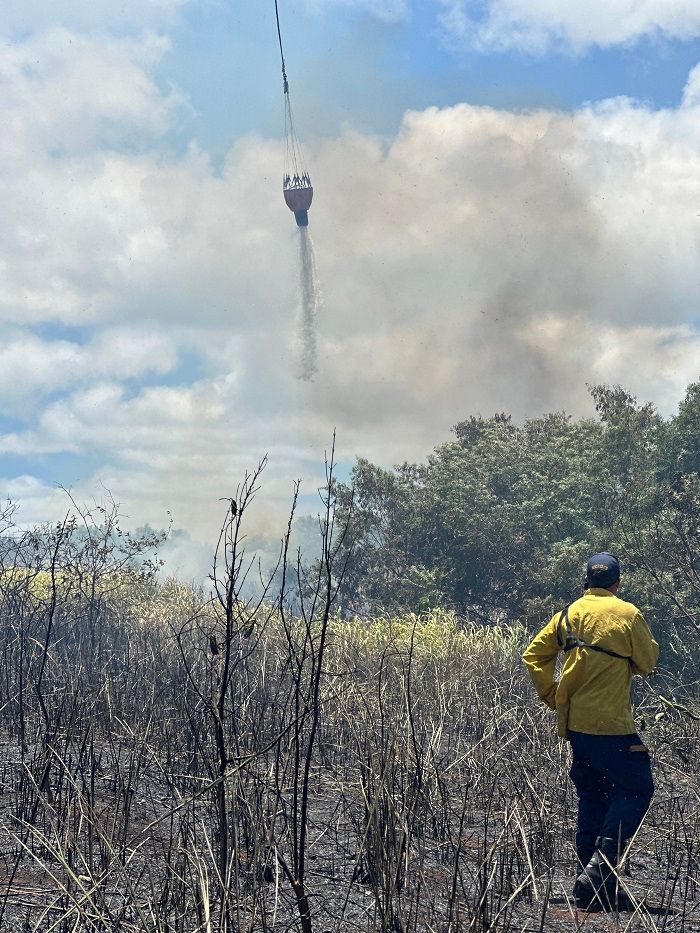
<box><xmin>0</xmin><ymin>573</ymin><xmax>697</xmax><ymax>932</ymax></box>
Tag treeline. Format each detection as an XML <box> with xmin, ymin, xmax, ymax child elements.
<box><xmin>333</xmin><ymin>383</ymin><xmax>700</xmax><ymax>668</ymax></box>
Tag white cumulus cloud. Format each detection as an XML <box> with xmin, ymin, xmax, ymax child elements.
<box><xmin>438</xmin><ymin>0</ymin><xmax>700</xmax><ymax>52</ymax></box>
<box><xmin>0</xmin><ymin>328</ymin><xmax>178</xmax><ymax>414</ymax></box>
<box><xmin>1</xmin><ymin>26</ymin><xmax>700</xmax><ymax>548</ymax></box>
<box><xmin>0</xmin><ymin>31</ymin><xmax>185</xmax><ymax>324</ymax></box>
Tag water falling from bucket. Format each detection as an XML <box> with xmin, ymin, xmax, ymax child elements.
<box><xmin>297</xmin><ymin>227</ymin><xmax>320</xmax><ymax>380</ymax></box>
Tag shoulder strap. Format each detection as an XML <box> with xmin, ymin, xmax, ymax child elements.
<box><xmin>556</xmin><ymin>605</ymin><xmax>630</xmax><ymax>661</ymax></box>
<box><xmin>555</xmin><ymin>605</ymin><xmax>570</xmax><ymax>648</ymax></box>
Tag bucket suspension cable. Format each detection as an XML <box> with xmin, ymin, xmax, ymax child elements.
<box><xmin>274</xmin><ymin>0</ymin><xmax>289</xmax><ymax>94</ymax></box>
<box><xmin>284</xmin><ymin>92</ymin><xmax>305</xmax><ymax>181</ymax></box>
<box><xmin>274</xmin><ymin>0</ymin><xmax>313</xmax><ymax>225</ymax></box>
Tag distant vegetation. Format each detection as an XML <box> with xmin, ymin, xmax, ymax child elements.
<box><xmin>0</xmin><ymin>385</ymin><xmax>698</xmax><ymax>931</ymax></box>
<box><xmin>333</xmin><ymin>382</ymin><xmax>700</xmax><ymax>670</ymax></box>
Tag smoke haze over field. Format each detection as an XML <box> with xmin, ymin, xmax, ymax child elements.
<box><xmin>0</xmin><ymin>8</ymin><xmax>698</xmax><ymax>561</ymax></box>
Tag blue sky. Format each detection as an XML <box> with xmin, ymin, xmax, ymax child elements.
<box><xmin>0</xmin><ymin>0</ymin><xmax>699</xmax><ymax>576</ymax></box>
<box><xmin>156</xmin><ymin>4</ymin><xmax>700</xmax><ymax>158</ymax></box>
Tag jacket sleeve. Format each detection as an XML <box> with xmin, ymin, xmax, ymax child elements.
<box><xmin>522</xmin><ymin>616</ymin><xmax>560</xmax><ymax>709</ymax></box>
<box><xmin>629</xmin><ymin>611</ymin><xmax>659</xmax><ymax>676</ymax></box>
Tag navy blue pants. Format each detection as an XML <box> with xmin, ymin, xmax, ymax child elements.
<box><xmin>568</xmin><ymin>731</ymin><xmax>654</xmax><ymax>867</ymax></box>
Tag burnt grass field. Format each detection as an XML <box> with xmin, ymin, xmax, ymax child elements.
<box><xmin>0</xmin><ymin>479</ymin><xmax>698</xmax><ymax>933</ymax></box>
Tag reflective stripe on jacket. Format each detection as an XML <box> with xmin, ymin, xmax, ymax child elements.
<box><xmin>522</xmin><ymin>588</ymin><xmax>659</xmax><ymax>738</ymax></box>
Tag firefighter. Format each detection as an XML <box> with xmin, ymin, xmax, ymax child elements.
<box><xmin>523</xmin><ymin>553</ymin><xmax>659</xmax><ymax>911</ymax></box>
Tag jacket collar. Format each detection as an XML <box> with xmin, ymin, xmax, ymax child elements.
<box><xmin>584</xmin><ymin>587</ymin><xmax>617</xmax><ymax>597</ymax></box>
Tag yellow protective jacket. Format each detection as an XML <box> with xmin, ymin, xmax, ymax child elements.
<box><xmin>523</xmin><ymin>588</ymin><xmax>659</xmax><ymax>738</ymax></box>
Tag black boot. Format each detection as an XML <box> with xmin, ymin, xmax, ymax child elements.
<box><xmin>576</xmin><ymin>842</ymin><xmax>595</xmax><ymax>871</ymax></box>
<box><xmin>573</xmin><ymin>836</ymin><xmax>634</xmax><ymax>912</ymax></box>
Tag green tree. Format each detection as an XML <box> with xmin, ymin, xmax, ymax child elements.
<box><xmin>336</xmin><ymin>383</ymin><xmax>697</xmax><ymax>646</ymax></box>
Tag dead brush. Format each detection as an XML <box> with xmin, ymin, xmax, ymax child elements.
<box><xmin>0</xmin><ymin>485</ymin><xmax>699</xmax><ymax>931</ymax></box>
